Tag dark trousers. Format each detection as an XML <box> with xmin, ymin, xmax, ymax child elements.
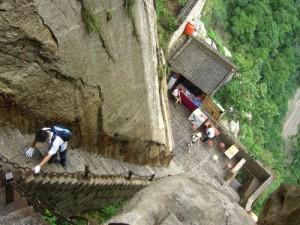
<box><xmin>50</xmin><ymin>150</ymin><xmax>67</xmax><ymax>168</ymax></box>
<box><xmin>202</xmin><ymin>136</ymin><xmax>210</xmax><ymax>142</ymax></box>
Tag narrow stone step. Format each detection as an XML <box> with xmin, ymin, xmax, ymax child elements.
<box><xmin>130</xmin><ymin>163</ymin><xmax>155</xmax><ymax>176</ymax></box>
<box><xmin>24</xmin><ymin>174</ymin><xmax>36</xmax><ymax>184</ymax></box>
<box><xmin>0</xmin><ymin>124</ymin><xmax>185</xmax><ymax>180</ymax></box>
<box><xmin>167</xmin><ymin>161</ymin><xmax>184</xmax><ymax>175</ymax></box>
<box><xmin>73</xmin><ymin>150</ymin><xmax>96</xmax><ymax>173</ymax></box>
<box><xmin>48</xmin><ymin>176</ymin><xmax>67</xmax><ymax>185</ymax></box>
<box><xmin>143</xmin><ymin>165</ymin><xmax>157</xmax><ymax>176</ymax></box>
<box><xmin>27</xmin><ymin>176</ymin><xmax>45</xmax><ymax>187</ymax></box>
<box><xmin>98</xmin><ymin>157</ymin><xmax>126</xmax><ymax>175</ymax></box>
<box><xmin>127</xmin><ymin>164</ymin><xmax>153</xmax><ymax>176</ymax></box>
<box><xmin>93</xmin><ymin>157</ymin><xmax>111</xmax><ymax>174</ymax></box>
<box><xmin>93</xmin><ymin>154</ymin><xmax>112</xmax><ymax>172</ymax></box>
<box><xmin>40</xmin><ymin>176</ymin><xmax>52</xmax><ymax>185</ymax></box>
<box><xmin>42</xmin><ymin>163</ymin><xmax>64</xmax><ymax>173</ymax></box>
<box><xmin>67</xmin><ymin>149</ymin><xmax>85</xmax><ymax>173</ymax></box>
<box><xmin>0</xmin><ymin>198</ymin><xmax>28</xmax><ymax>217</ymax></box>
<box><xmin>110</xmin><ymin>159</ymin><xmax>130</xmax><ymax>173</ymax></box>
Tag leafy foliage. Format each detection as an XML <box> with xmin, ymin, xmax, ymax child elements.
<box><xmin>85</xmin><ymin>202</ymin><xmax>124</xmax><ymax>224</ymax></box>
<box><xmin>81</xmin><ymin>3</ymin><xmax>101</xmax><ymax>34</ymax></box>
<box><xmin>155</xmin><ymin>0</ymin><xmax>188</xmax><ymax>51</ymax></box>
<box><xmin>43</xmin><ymin>209</ymin><xmax>70</xmax><ymax>225</ymax></box>
<box><xmin>207</xmin><ymin>29</ymin><xmax>225</xmax><ymax>54</ymax></box>
<box><xmin>124</xmin><ymin>0</ymin><xmax>135</xmax><ymax>18</ymax></box>
<box><xmin>203</xmin><ymin>0</ymin><xmax>300</xmax><ymax>213</ymax></box>
<box><xmin>80</xmin><ymin>0</ymin><xmax>114</xmax><ymax>61</ymax></box>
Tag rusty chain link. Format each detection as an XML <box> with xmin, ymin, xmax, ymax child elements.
<box><xmin>0</xmin><ymin>153</ymin><xmax>170</xmax><ymax>190</ymax></box>
<box><xmin>1</xmin><ymin>170</ymin><xmax>88</xmax><ymax>225</ymax></box>
<box><xmin>0</xmin><ymin>150</ymin><xmax>171</xmax><ymax>225</ymax></box>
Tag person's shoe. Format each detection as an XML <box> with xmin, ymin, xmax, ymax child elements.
<box><xmin>60</xmin><ymin>161</ymin><xmax>67</xmax><ymax>171</ymax></box>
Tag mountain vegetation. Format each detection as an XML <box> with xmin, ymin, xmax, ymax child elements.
<box><xmin>156</xmin><ymin>0</ymin><xmax>188</xmax><ymax>50</ymax></box>
<box><xmin>201</xmin><ymin>0</ymin><xmax>300</xmax><ymax>212</ymax></box>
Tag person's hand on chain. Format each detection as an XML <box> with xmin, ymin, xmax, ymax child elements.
<box><xmin>32</xmin><ymin>165</ymin><xmax>41</xmax><ymax>174</ymax></box>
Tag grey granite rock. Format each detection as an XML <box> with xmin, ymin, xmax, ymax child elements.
<box><xmin>0</xmin><ymin>0</ymin><xmax>172</xmax><ymax>165</ymax></box>
<box><xmin>105</xmin><ymin>174</ymin><xmax>255</xmax><ymax>225</ymax></box>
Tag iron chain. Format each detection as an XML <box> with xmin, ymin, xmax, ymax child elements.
<box><xmin>0</xmin><ymin>149</ymin><xmax>171</xmax><ymax>225</ymax></box>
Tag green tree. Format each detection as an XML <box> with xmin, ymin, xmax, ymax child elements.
<box><xmin>203</xmin><ymin>0</ymin><xmax>300</xmax><ymax>213</ymax></box>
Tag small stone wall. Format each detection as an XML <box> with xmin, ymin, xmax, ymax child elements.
<box><xmin>202</xmin><ymin>108</ymin><xmax>273</xmax><ymax>210</ymax></box>
<box><xmin>168</xmin><ymin>0</ymin><xmax>207</xmax><ymax>51</ymax></box>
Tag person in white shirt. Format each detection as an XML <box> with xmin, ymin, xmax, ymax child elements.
<box><xmin>202</xmin><ymin>124</ymin><xmax>215</xmax><ymax>142</ymax></box>
<box><xmin>26</xmin><ymin>127</ymin><xmax>68</xmax><ymax>174</ymax></box>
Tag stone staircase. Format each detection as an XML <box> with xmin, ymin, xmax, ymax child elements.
<box><xmin>0</xmin><ymin>125</ymin><xmax>184</xmax><ymax>177</ymax></box>
<box><xmin>177</xmin><ymin>0</ymin><xmax>200</xmax><ymax>25</ymax></box>
<box><xmin>0</xmin><ymin>186</ymin><xmax>46</xmax><ymax>225</ymax></box>
<box><xmin>0</xmin><ymin>102</ymin><xmax>241</xmax><ymax>216</ymax></box>
<box><xmin>0</xmin><ymin>124</ymin><xmax>184</xmax><ymax>216</ymax></box>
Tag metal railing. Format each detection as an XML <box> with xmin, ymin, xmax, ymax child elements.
<box><xmin>0</xmin><ymin>152</ymin><xmax>168</xmax><ymax>224</ymax></box>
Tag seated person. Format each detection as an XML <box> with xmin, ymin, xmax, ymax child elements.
<box><xmin>202</xmin><ymin>123</ymin><xmax>215</xmax><ymax>142</ymax></box>
<box><xmin>172</xmin><ymin>88</ymin><xmax>184</xmax><ymax>105</ymax></box>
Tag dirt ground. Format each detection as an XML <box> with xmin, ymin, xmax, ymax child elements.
<box><xmin>282</xmin><ymin>87</ymin><xmax>300</xmax><ymax>161</ymax></box>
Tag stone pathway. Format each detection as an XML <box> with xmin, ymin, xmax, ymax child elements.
<box><xmin>168</xmin><ymin>99</ymin><xmax>239</xmax><ymax>202</ymax></box>
<box><xmin>0</xmin><ymin>187</ymin><xmax>46</xmax><ymax>225</ymax></box>
<box><xmin>0</xmin><ymin>98</ymin><xmax>239</xmax><ymax>202</ymax></box>
<box><xmin>282</xmin><ymin>87</ymin><xmax>300</xmax><ymax>162</ymax></box>
<box><xmin>0</xmin><ymin>124</ymin><xmax>182</xmax><ymax>178</ymax></box>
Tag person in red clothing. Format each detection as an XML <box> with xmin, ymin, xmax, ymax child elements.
<box><xmin>172</xmin><ymin>87</ymin><xmax>184</xmax><ymax>105</ymax></box>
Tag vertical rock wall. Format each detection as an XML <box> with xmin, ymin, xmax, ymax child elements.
<box><xmin>0</xmin><ymin>0</ymin><xmax>172</xmax><ymax>165</ymax></box>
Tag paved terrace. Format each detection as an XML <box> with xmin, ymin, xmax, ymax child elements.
<box><xmin>168</xmin><ymin>97</ymin><xmax>240</xmax><ymax>202</ymax></box>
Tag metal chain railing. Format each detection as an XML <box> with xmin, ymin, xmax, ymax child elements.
<box><xmin>1</xmin><ymin>169</ymin><xmax>88</xmax><ymax>225</ymax></box>
<box><xmin>0</xmin><ymin>151</ymin><xmax>174</xmax><ymax>225</ymax></box>
<box><xmin>0</xmin><ymin>153</ymin><xmax>162</xmax><ymax>183</ymax></box>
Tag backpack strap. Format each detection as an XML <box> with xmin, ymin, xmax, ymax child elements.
<box><xmin>49</xmin><ymin>127</ymin><xmax>57</xmax><ymax>149</ymax></box>
<box><xmin>49</xmin><ymin>127</ymin><xmax>63</xmax><ymax>152</ymax></box>
<box><xmin>50</xmin><ymin>133</ymin><xmax>57</xmax><ymax>147</ymax></box>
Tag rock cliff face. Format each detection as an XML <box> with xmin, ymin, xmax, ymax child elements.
<box><xmin>258</xmin><ymin>184</ymin><xmax>300</xmax><ymax>225</ymax></box>
<box><xmin>105</xmin><ymin>174</ymin><xmax>255</xmax><ymax>225</ymax></box>
<box><xmin>0</xmin><ymin>0</ymin><xmax>172</xmax><ymax>165</ymax></box>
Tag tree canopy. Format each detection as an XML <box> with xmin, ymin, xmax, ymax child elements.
<box><xmin>202</xmin><ymin>0</ymin><xmax>300</xmax><ymax>213</ymax></box>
